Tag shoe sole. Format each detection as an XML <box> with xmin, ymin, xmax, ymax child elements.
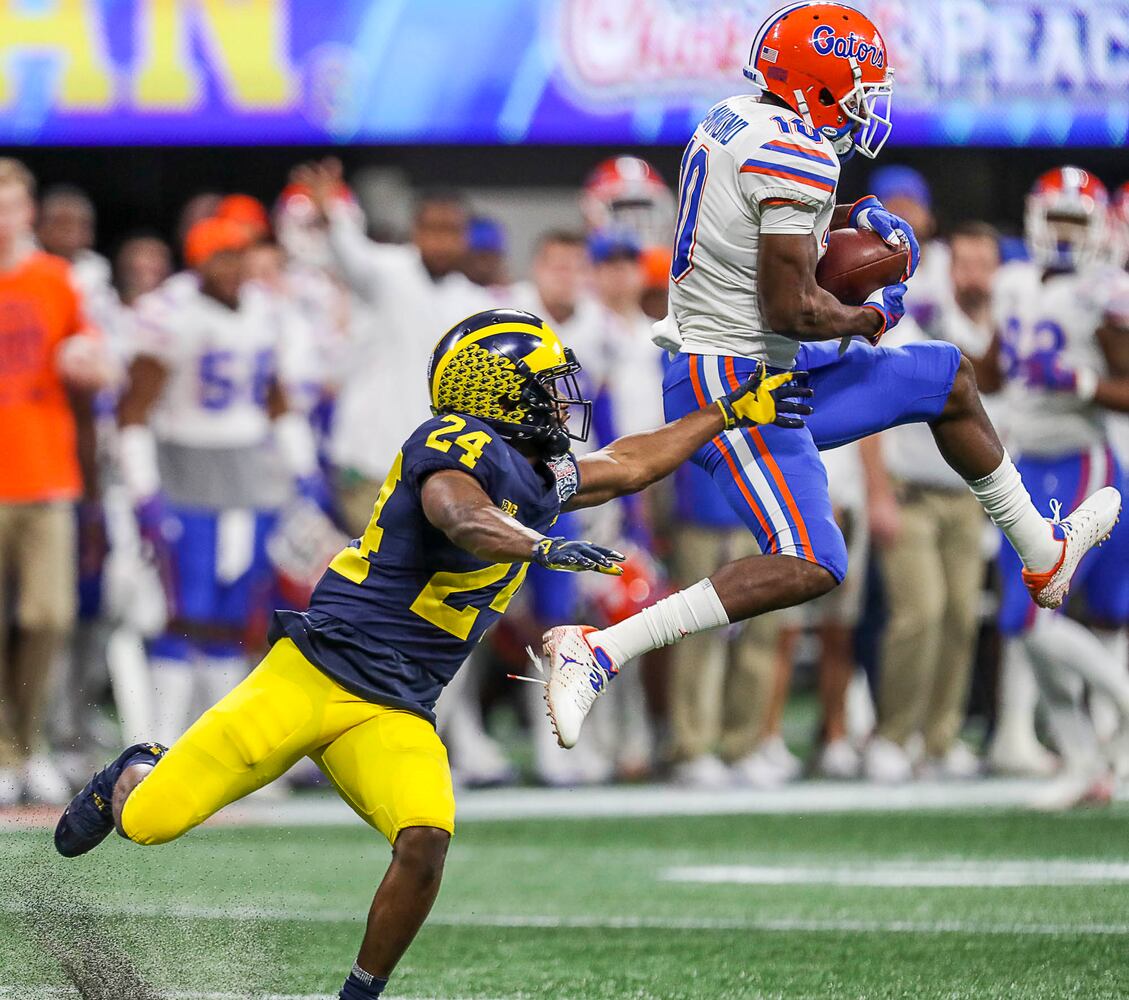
<box><xmin>543</xmin><ymin>687</ymin><xmax>569</xmax><ymax>750</ymax></box>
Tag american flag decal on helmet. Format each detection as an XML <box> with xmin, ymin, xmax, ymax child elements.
<box><xmin>761</xmin><ymin>46</ymin><xmax>778</xmax><ymax>63</ymax></box>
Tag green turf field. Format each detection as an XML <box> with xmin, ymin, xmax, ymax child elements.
<box><xmin>2</xmin><ymin>804</ymin><xmax>1128</xmax><ymax>999</ymax></box>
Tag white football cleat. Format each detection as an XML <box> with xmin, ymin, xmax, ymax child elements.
<box><xmin>863</xmin><ymin>736</ymin><xmax>914</xmax><ymax>784</ymax></box>
<box><xmin>541</xmin><ymin>625</ymin><xmax>619</xmax><ymax>749</ymax></box>
<box><xmin>816</xmin><ymin>738</ymin><xmax>861</xmax><ymax>780</ymax></box>
<box><xmin>1023</xmin><ymin>487</ymin><xmax>1121</xmax><ymax>609</ymax></box>
<box><xmin>670</xmin><ymin>754</ymin><xmax>732</xmax><ymax>790</ymax></box>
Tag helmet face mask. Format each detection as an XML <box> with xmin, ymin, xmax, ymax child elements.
<box><xmin>522</xmin><ymin>351</ymin><xmax>592</xmax><ymax>458</ymax></box>
<box><xmin>834</xmin><ymin>63</ymin><xmax>894</xmax><ymax>159</ymax></box>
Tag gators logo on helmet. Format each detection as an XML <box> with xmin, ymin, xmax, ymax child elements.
<box><xmin>427</xmin><ymin>309</ymin><xmax>591</xmax><ymax>459</ymax></box>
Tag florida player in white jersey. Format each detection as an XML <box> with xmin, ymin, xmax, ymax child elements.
<box><xmin>986</xmin><ymin>168</ymin><xmax>1129</xmax><ymax>806</ymax></box>
<box><xmin>540</xmin><ymin>1</ymin><xmax>1122</xmax><ymax>750</ymax></box>
<box><xmin>117</xmin><ymin>217</ymin><xmax>323</xmax><ymax>745</ymax></box>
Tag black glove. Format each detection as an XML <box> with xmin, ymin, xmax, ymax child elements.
<box><xmin>532</xmin><ymin>537</ymin><xmax>625</xmax><ymax>575</ymax></box>
<box><xmin>715</xmin><ymin>362</ymin><xmax>814</xmax><ymax>430</ymax></box>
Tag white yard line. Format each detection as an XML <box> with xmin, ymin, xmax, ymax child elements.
<box><xmin>662</xmin><ymin>859</ymin><xmax>1129</xmax><ymax>887</ymax></box>
<box><xmin>3</xmin><ymin>900</ymin><xmax>1127</xmax><ymax>936</ymax></box>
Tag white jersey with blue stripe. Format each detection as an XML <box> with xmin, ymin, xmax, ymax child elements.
<box><xmin>668</xmin><ymin>94</ymin><xmax>840</xmax><ymax>369</ymax></box>
<box><xmin>993</xmin><ymin>261</ymin><xmax>1125</xmax><ymax>458</ymax></box>
<box><xmin>132</xmin><ymin>274</ymin><xmax>282</xmax><ymax>449</ymax></box>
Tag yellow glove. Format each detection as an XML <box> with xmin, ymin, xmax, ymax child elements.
<box><xmin>715</xmin><ymin>362</ymin><xmax>813</xmax><ymax>430</ymax></box>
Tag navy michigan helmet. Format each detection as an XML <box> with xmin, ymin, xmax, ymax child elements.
<box><xmin>427</xmin><ymin>309</ymin><xmax>591</xmax><ymax>459</ymax></box>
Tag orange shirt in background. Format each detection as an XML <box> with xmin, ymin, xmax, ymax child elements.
<box><xmin>0</xmin><ymin>251</ymin><xmax>86</xmax><ymax>502</ymax></box>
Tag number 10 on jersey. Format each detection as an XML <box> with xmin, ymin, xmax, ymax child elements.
<box><xmin>672</xmin><ymin>144</ymin><xmax>709</xmax><ymax>283</ymax></box>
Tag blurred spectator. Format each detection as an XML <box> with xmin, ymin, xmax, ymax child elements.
<box><xmin>291</xmin><ymin>159</ymin><xmax>491</xmax><ymax>536</ymax></box>
<box><xmin>114</xmin><ymin>233</ymin><xmax>173</xmax><ymax>308</ymax></box>
<box><xmin>463</xmin><ymin>216</ymin><xmax>508</xmax><ymax>289</ymax></box>
<box><xmin>0</xmin><ymin>158</ymin><xmax>108</xmax><ymax>804</ymax></box>
<box><xmin>640</xmin><ymin>246</ymin><xmax>671</xmax><ymax>323</ymax></box>
<box><xmin>803</xmin><ymin>444</ymin><xmax>870</xmax><ymax>780</ymax></box>
<box><xmin>175</xmin><ymin>192</ymin><xmax>223</xmax><ymax>250</ymax></box>
<box><xmin>667</xmin><ymin>462</ymin><xmax>778</xmax><ymax>787</ymax></box>
<box><xmin>861</xmin><ymin>185</ymin><xmax>999</xmax><ymax>782</ymax></box>
<box><xmin>216</xmin><ymin>193</ymin><xmax>272</xmax><ymax>244</ymax></box>
<box><xmin>506</xmin><ymin>229</ymin><xmax>616</xmax><ymax>784</ymax></box>
<box><xmin>37</xmin><ymin>184</ymin><xmax>121</xmax><ymax>344</ymax></box>
<box><xmin>117</xmin><ymin>216</ymin><xmax>320</xmax><ymax>744</ymax></box>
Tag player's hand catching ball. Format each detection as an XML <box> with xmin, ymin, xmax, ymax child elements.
<box><xmin>716</xmin><ymin>362</ymin><xmax>814</xmax><ymax>430</ymax></box>
<box><xmin>849</xmin><ymin>195</ymin><xmax>920</xmax><ymax>279</ymax></box>
<box><xmin>861</xmin><ymin>282</ymin><xmax>907</xmax><ymax>345</ymax></box>
<box><xmin>533</xmin><ymin>537</ymin><xmax>625</xmax><ymax>575</ymax></box>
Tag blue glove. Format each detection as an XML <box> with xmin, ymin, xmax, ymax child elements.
<box><xmin>861</xmin><ymin>283</ymin><xmax>907</xmax><ymax>344</ymax></box>
<box><xmin>849</xmin><ymin>195</ymin><xmax>920</xmax><ymax>279</ymax></box>
<box><xmin>533</xmin><ymin>537</ymin><xmax>625</xmax><ymax>575</ymax></box>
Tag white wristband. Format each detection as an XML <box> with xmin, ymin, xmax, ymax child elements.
<box><xmin>274</xmin><ymin>411</ymin><xmax>319</xmax><ymax>479</ymax></box>
<box><xmin>118</xmin><ymin>424</ymin><xmax>160</xmax><ymax>502</ymax></box>
<box><xmin>1075</xmin><ymin>367</ymin><xmax>1099</xmax><ymax>403</ymax></box>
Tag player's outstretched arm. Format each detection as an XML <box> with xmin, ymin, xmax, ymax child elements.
<box><xmin>420</xmin><ymin>470</ymin><xmax>622</xmax><ymax>574</ymax></box>
<box><xmin>568</xmin><ymin>366</ymin><xmax>812</xmax><ymax>511</ymax></box>
<box><xmin>759</xmin><ymin>232</ymin><xmax>890</xmax><ymax>344</ymax></box>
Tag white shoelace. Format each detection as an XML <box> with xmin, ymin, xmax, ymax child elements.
<box><xmin>508</xmin><ymin>646</ymin><xmax>547</xmax><ymax>686</ymax></box>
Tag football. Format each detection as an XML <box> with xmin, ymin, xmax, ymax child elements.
<box><xmin>816</xmin><ymin>228</ymin><xmax>910</xmax><ymax>306</ymax></box>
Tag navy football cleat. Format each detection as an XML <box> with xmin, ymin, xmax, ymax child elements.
<box><xmin>54</xmin><ymin>742</ymin><xmax>167</xmax><ymax>858</ymax></box>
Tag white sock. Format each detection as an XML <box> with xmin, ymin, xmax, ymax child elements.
<box><xmin>590</xmin><ymin>579</ymin><xmax>730</xmax><ymax>666</ymax></box>
<box><xmin>966</xmin><ymin>453</ymin><xmax>1061</xmax><ymax>571</ymax></box>
<box><xmin>1026</xmin><ymin>615</ymin><xmax>1129</xmax><ymax>718</ymax></box>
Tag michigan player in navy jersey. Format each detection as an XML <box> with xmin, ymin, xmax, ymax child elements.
<box><xmin>54</xmin><ymin>309</ymin><xmax>811</xmax><ymax>999</ymax></box>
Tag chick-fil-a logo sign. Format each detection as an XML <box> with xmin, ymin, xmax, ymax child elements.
<box><xmin>556</xmin><ymin>0</ymin><xmax>757</xmax><ymax>102</ymax></box>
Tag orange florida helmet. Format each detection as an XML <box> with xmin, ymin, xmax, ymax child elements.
<box><xmin>1025</xmin><ymin>167</ymin><xmax>1109</xmax><ymax>272</ymax></box>
<box><xmin>581</xmin><ymin>156</ymin><xmax>674</xmax><ymax>248</ymax></box>
<box><xmin>744</xmin><ymin>2</ymin><xmax>894</xmax><ymax>159</ymax></box>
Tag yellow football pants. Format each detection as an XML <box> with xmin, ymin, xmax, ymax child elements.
<box><xmin>121</xmin><ymin>638</ymin><xmax>455</xmax><ymax>846</ymax></box>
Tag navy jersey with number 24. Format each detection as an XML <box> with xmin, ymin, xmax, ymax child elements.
<box><xmin>270</xmin><ymin>413</ymin><xmax>579</xmax><ymax>723</ymax></box>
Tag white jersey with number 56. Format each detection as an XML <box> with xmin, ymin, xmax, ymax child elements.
<box><xmin>667</xmin><ymin>94</ymin><xmax>840</xmax><ymax>369</ymax></box>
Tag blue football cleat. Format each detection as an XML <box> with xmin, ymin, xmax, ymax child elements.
<box><xmin>54</xmin><ymin>742</ymin><xmax>167</xmax><ymax>858</ymax></box>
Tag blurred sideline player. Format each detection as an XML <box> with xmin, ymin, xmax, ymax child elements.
<box><xmin>983</xmin><ymin>167</ymin><xmax>1129</xmax><ymax>808</ymax></box>
<box><xmin>584</xmin><ymin>230</ymin><xmax>667</xmax><ymax>778</ymax></box>
<box><xmin>290</xmin><ymin>159</ymin><xmax>493</xmax><ymax>538</ymax></box>
<box><xmin>1109</xmin><ymin>182</ymin><xmax>1129</xmax><ymax>467</ymax></box>
<box><xmin>858</xmin><ymin>169</ymin><xmax>1001</xmax><ymax>782</ymax></box>
<box><xmin>0</xmin><ymin>159</ymin><xmax>109</xmax><ymax>804</ymax></box>
<box><xmin>541</xmin><ymin>1</ymin><xmax>1121</xmax><ymax>751</ymax></box>
<box><xmin>463</xmin><ymin>215</ymin><xmax>509</xmax><ymax>291</ymax></box>
<box><xmin>581</xmin><ymin>155</ymin><xmax>675</xmax><ymax>251</ymax></box>
<box><xmin>483</xmin><ymin>230</ymin><xmax>614</xmax><ymax>785</ymax></box>
<box><xmin>117</xmin><ymin>217</ymin><xmax>324</xmax><ymax>744</ymax></box>
<box><xmin>36</xmin><ymin>184</ymin><xmax>126</xmax><ymax>778</ymax></box>
<box><xmin>56</xmin><ymin>308</ymin><xmax>811</xmax><ymax>999</ymax></box>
